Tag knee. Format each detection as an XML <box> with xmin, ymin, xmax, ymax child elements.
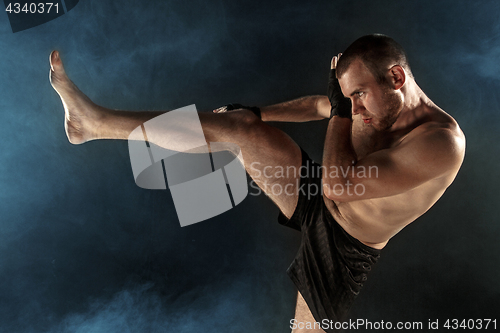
<box><xmin>235</xmin><ymin>108</ymin><xmax>261</xmax><ymax>126</ymax></box>
<box><xmin>227</xmin><ymin>109</ymin><xmax>263</xmax><ymax>136</ymax></box>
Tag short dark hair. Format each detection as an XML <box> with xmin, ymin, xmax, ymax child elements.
<box><xmin>336</xmin><ymin>34</ymin><xmax>413</xmax><ymax>84</ymax></box>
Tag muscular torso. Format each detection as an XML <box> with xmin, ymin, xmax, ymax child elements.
<box><xmin>325</xmin><ymin>103</ymin><xmax>464</xmax><ymax>249</ymax></box>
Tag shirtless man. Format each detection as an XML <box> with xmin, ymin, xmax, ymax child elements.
<box><xmin>49</xmin><ymin>34</ymin><xmax>465</xmax><ymax>333</ymax></box>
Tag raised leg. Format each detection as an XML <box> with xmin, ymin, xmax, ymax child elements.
<box><xmin>49</xmin><ymin>51</ymin><xmax>303</xmax><ymax>217</ymax></box>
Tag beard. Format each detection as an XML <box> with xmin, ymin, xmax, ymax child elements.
<box><xmin>374</xmin><ymin>87</ymin><xmax>403</xmax><ymax>130</ymax></box>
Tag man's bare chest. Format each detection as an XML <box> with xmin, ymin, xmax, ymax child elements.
<box><xmin>351</xmin><ymin>121</ymin><xmax>394</xmax><ymax>159</ymax></box>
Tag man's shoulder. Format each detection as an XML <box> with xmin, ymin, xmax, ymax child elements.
<box><xmin>407</xmin><ymin>104</ymin><xmax>464</xmax><ymax>144</ymax></box>
<box><xmin>400</xmin><ymin>107</ymin><xmax>466</xmax><ymax>175</ymax></box>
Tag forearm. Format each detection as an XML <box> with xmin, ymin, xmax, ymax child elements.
<box><xmin>260</xmin><ymin>95</ymin><xmax>331</xmax><ymax>122</ymax></box>
<box><xmin>322</xmin><ymin>117</ymin><xmax>357</xmax><ymax>196</ymax></box>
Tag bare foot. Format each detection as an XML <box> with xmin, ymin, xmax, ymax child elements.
<box><xmin>49</xmin><ymin>51</ymin><xmax>104</xmax><ymax>144</ymax></box>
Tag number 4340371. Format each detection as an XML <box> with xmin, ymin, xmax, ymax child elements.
<box><xmin>5</xmin><ymin>3</ymin><xmax>59</xmax><ymax>14</ymax></box>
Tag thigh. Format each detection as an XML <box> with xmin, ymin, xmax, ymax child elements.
<box><xmin>201</xmin><ymin>111</ymin><xmax>302</xmax><ymax>218</ymax></box>
<box><xmin>240</xmin><ymin>123</ymin><xmax>302</xmax><ymax>218</ymax></box>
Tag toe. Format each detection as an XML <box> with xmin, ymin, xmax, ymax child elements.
<box><xmin>50</xmin><ymin>50</ymin><xmax>64</xmax><ymax>73</ymax></box>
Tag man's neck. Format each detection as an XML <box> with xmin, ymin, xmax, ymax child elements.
<box><xmin>391</xmin><ymin>80</ymin><xmax>431</xmax><ymax>132</ymax></box>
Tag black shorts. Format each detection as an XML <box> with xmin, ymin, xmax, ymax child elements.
<box><xmin>278</xmin><ymin>149</ymin><xmax>381</xmax><ymax>332</ymax></box>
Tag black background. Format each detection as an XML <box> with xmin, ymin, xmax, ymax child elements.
<box><xmin>0</xmin><ymin>0</ymin><xmax>498</xmax><ymax>332</ymax></box>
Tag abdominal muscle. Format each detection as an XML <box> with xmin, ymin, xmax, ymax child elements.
<box><xmin>324</xmin><ymin>177</ymin><xmax>451</xmax><ymax>249</ymax></box>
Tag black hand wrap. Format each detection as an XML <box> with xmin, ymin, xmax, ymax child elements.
<box><xmin>328</xmin><ymin>69</ymin><xmax>352</xmax><ymax>119</ymax></box>
<box><xmin>218</xmin><ymin>103</ymin><xmax>261</xmax><ymax>119</ymax></box>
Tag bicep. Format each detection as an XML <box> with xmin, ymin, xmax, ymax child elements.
<box><xmin>324</xmin><ymin>129</ymin><xmax>464</xmax><ymax>202</ymax></box>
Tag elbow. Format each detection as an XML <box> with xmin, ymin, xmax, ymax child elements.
<box><xmin>324</xmin><ymin>189</ymin><xmax>342</xmax><ymax>202</ymax></box>
<box><xmin>316</xmin><ymin>96</ymin><xmax>332</xmax><ymax>119</ymax></box>
<box><xmin>322</xmin><ymin>179</ymin><xmax>344</xmax><ymax>202</ymax></box>
<box><xmin>323</xmin><ymin>183</ymin><xmax>346</xmax><ymax>202</ymax></box>
<box><xmin>322</xmin><ymin>178</ymin><xmax>363</xmax><ymax>202</ymax></box>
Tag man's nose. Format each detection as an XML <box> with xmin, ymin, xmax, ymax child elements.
<box><xmin>351</xmin><ymin>99</ymin><xmax>363</xmax><ymax>115</ymax></box>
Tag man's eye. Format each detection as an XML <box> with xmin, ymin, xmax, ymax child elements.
<box><xmin>357</xmin><ymin>92</ymin><xmax>364</xmax><ymax>97</ymax></box>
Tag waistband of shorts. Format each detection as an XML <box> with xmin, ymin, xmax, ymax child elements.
<box><xmin>331</xmin><ymin>216</ymin><xmax>382</xmax><ymax>256</ymax></box>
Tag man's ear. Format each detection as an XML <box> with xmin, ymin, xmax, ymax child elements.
<box><xmin>388</xmin><ymin>65</ymin><xmax>405</xmax><ymax>90</ymax></box>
